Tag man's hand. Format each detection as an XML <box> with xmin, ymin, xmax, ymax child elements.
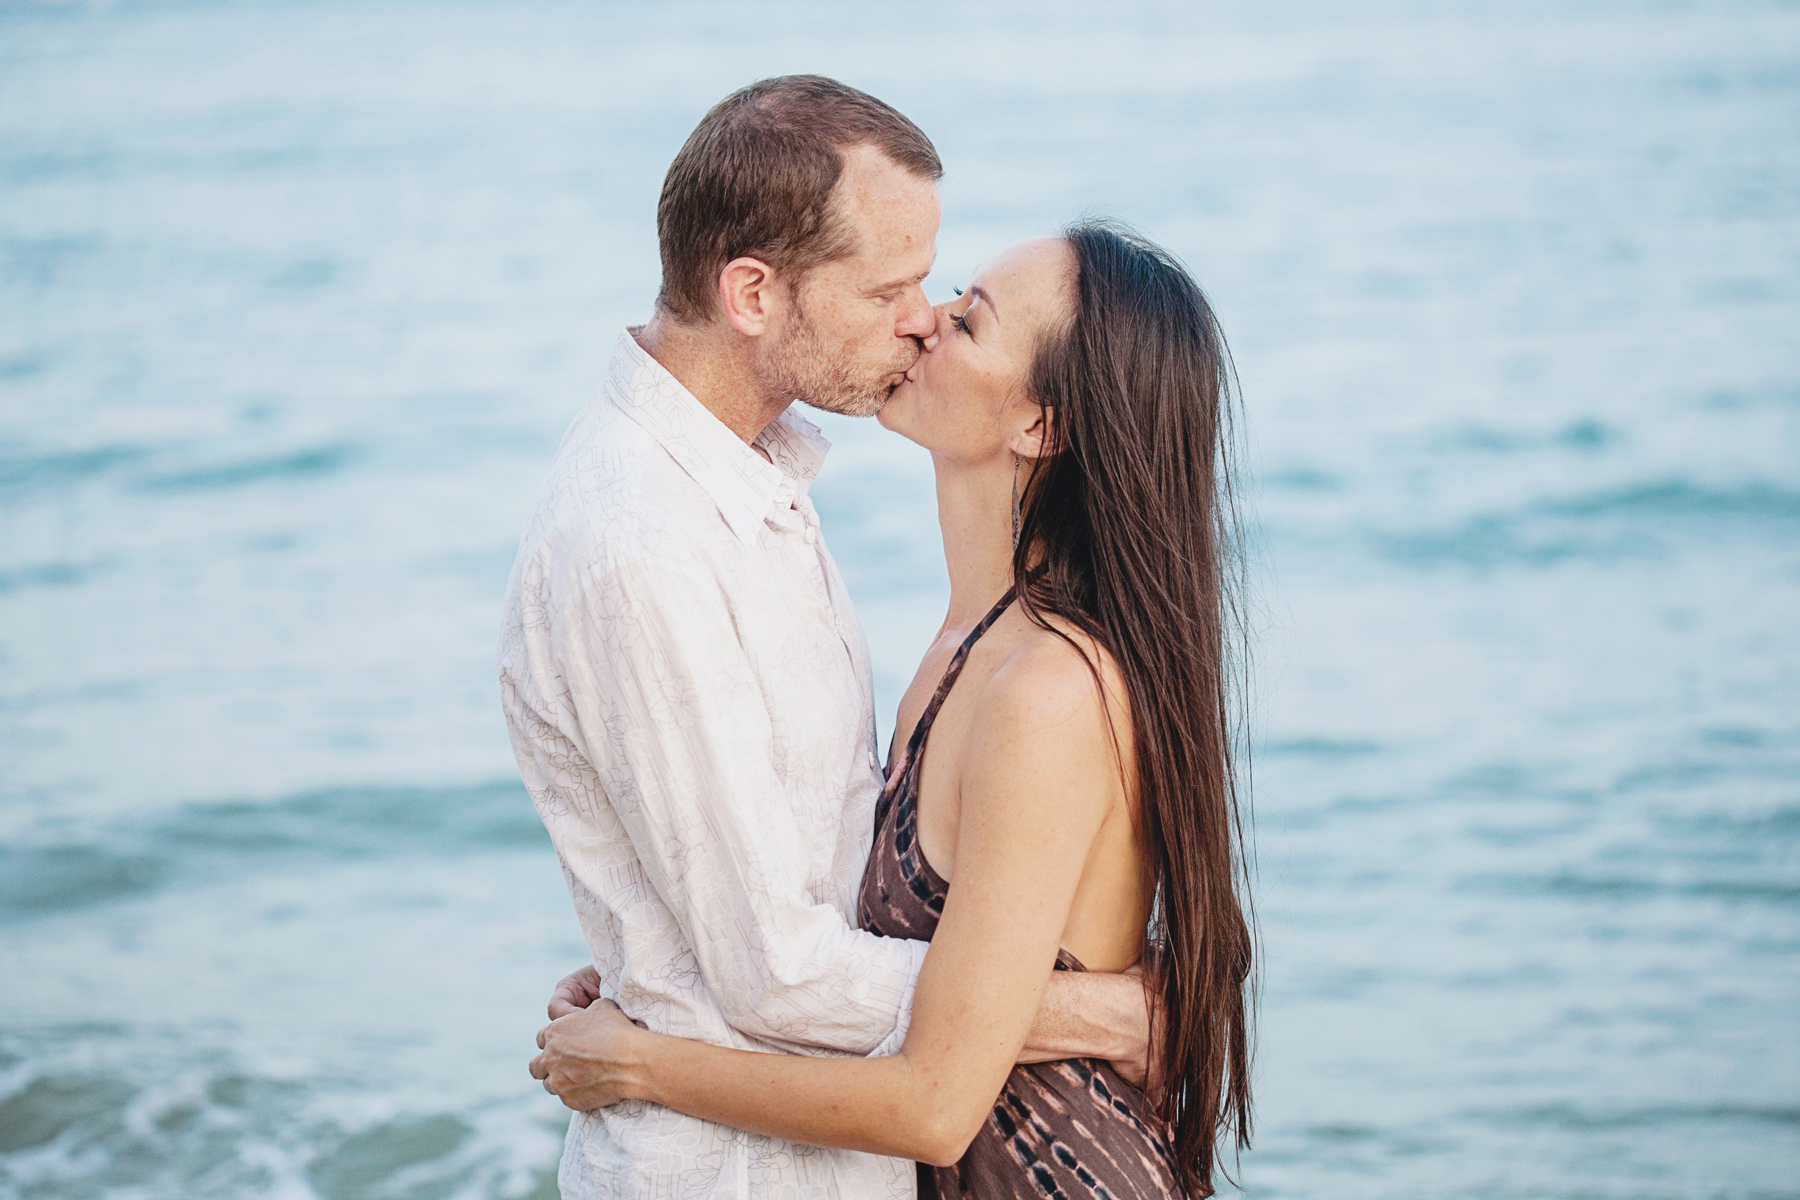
<box><xmin>1110</xmin><ymin>964</ymin><xmax>1167</xmax><ymax>1106</ymax></box>
<box><xmin>1019</xmin><ymin>964</ymin><xmax>1167</xmax><ymax>1107</ymax></box>
<box><xmin>530</xmin><ymin>998</ymin><xmax>643</xmax><ymax>1111</ymax></box>
<box><xmin>547</xmin><ymin>964</ymin><xmax>604</xmax><ymax>1020</ymax></box>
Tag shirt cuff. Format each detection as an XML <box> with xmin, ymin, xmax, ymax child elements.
<box><xmin>866</xmin><ymin>937</ymin><xmax>931</xmax><ymax>1058</ymax></box>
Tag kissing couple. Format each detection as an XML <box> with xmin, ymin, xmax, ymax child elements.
<box><xmin>499</xmin><ymin>75</ymin><xmax>1254</xmax><ymax>1200</ymax></box>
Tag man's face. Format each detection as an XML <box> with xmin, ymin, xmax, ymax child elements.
<box><xmin>760</xmin><ymin>144</ymin><xmax>941</xmax><ymax>417</ymax></box>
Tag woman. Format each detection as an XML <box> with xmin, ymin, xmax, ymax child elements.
<box><xmin>534</xmin><ymin>220</ymin><xmax>1254</xmax><ymax>1199</ymax></box>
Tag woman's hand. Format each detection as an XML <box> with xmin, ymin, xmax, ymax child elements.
<box><xmin>547</xmin><ymin>964</ymin><xmax>605</xmax><ymax>1020</ymax></box>
<box><xmin>530</xmin><ymin>998</ymin><xmax>645</xmax><ymax>1111</ymax></box>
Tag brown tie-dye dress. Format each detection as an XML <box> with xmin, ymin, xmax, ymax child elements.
<box><xmin>857</xmin><ymin>589</ymin><xmax>1184</xmax><ymax>1200</ymax></box>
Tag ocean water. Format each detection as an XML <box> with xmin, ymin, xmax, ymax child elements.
<box><xmin>2</xmin><ymin>0</ymin><xmax>1797</xmax><ymax>1196</ymax></box>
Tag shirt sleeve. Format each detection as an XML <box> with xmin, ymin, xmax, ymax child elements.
<box><xmin>525</xmin><ymin>544</ymin><xmax>927</xmax><ymax>1058</ymax></box>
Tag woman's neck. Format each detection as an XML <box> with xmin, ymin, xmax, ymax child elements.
<box><xmin>932</xmin><ymin>452</ymin><xmax>1018</xmax><ymax>631</ymax></box>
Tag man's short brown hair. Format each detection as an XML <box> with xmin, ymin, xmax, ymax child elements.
<box><xmin>655</xmin><ymin>75</ymin><xmax>943</xmax><ymax>322</ymax></box>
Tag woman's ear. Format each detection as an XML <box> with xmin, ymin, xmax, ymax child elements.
<box><xmin>1010</xmin><ymin>407</ymin><xmax>1056</xmax><ymax>461</ymax></box>
<box><xmin>717</xmin><ymin>256</ymin><xmax>780</xmax><ymax>336</ymax></box>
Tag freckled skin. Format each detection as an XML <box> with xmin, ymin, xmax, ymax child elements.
<box><xmin>759</xmin><ymin>145</ymin><xmax>944</xmax><ymax>418</ymax></box>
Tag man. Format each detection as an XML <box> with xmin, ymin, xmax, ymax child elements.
<box><xmin>500</xmin><ymin>76</ymin><xmax>1148</xmax><ymax>1199</ymax></box>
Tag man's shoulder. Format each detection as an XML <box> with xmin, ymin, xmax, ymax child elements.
<box><xmin>501</xmin><ymin>402</ymin><xmax>738</xmax><ymax>635</ymax></box>
<box><xmin>524</xmin><ymin>398</ymin><xmax>722</xmax><ymax>563</ymax></box>
<box><xmin>543</xmin><ymin>394</ymin><xmax>673</xmax><ymax>506</ymax></box>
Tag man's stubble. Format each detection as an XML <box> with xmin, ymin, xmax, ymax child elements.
<box><xmin>763</xmin><ymin>297</ymin><xmax>918</xmax><ymax>420</ymax></box>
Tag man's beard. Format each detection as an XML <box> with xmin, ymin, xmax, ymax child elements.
<box><xmin>764</xmin><ymin>303</ymin><xmax>916</xmax><ymax>419</ymax></box>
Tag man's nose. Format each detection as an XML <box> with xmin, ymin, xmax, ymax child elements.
<box><xmin>896</xmin><ymin>285</ymin><xmax>936</xmax><ymax>343</ymax></box>
<box><xmin>918</xmin><ymin>300</ymin><xmax>952</xmax><ymax>353</ymax></box>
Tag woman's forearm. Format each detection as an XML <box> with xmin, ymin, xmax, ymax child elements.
<box><xmin>619</xmin><ymin>962</ymin><xmax>1073</xmax><ymax>1165</ymax></box>
<box><xmin>573</xmin><ymin>973</ymin><xmax>1147</xmax><ymax>1163</ymax></box>
<box><xmin>624</xmin><ymin>1030</ymin><xmax>976</xmax><ymax>1167</ymax></box>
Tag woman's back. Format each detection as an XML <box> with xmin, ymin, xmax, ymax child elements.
<box><xmin>888</xmin><ymin>604</ymin><xmax>1152</xmax><ymax>974</ymax></box>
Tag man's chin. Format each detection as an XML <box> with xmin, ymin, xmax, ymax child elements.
<box><xmin>798</xmin><ymin>378</ymin><xmax>902</xmax><ymax>420</ymax></box>
<box><xmin>799</xmin><ymin>395</ymin><xmax>881</xmax><ymax>420</ymax></box>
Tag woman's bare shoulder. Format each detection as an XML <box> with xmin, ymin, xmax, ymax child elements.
<box><xmin>969</xmin><ymin>615</ymin><xmax>1131</xmax><ymax>764</ymax></box>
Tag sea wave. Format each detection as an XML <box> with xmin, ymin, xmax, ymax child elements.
<box><xmin>1372</xmin><ymin>478</ymin><xmax>1800</xmax><ymax>569</ymax></box>
<box><xmin>0</xmin><ymin>781</ymin><xmax>542</xmax><ymax>922</ymax></box>
<box><xmin>0</xmin><ymin>445</ymin><xmax>149</xmax><ymax>498</ymax></box>
<box><xmin>0</xmin><ymin>441</ymin><xmax>365</xmax><ymax>503</ymax></box>
<box><xmin>134</xmin><ymin>443</ymin><xmax>363</xmax><ymax>494</ymax></box>
<box><xmin>0</xmin><ymin>1025</ymin><xmax>562</xmax><ymax>1200</ymax></box>
<box><xmin>0</xmin><ymin>559</ymin><xmax>111</xmax><ymax>595</ymax></box>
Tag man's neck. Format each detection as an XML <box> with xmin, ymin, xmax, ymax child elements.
<box><xmin>634</xmin><ymin>314</ymin><xmax>792</xmax><ymax>446</ymax></box>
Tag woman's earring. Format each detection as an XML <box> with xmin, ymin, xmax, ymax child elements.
<box><xmin>1011</xmin><ymin>454</ymin><xmax>1021</xmax><ymax>551</ymax></box>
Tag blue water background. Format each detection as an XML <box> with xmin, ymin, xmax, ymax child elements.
<box><xmin>3</xmin><ymin>1</ymin><xmax>1797</xmax><ymax>1196</ymax></box>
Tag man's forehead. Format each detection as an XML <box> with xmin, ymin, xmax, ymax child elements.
<box><xmin>842</xmin><ymin>208</ymin><xmax>937</xmax><ymax>280</ymax></box>
<box><xmin>837</xmin><ymin>149</ymin><xmax>939</xmax><ymax>215</ymax></box>
<box><xmin>823</xmin><ymin>147</ymin><xmax>939</xmax><ymax>284</ymax></box>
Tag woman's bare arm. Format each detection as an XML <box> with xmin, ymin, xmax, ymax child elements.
<box><xmin>544</xmin><ymin>961</ymin><xmax>1149</xmax><ymax>1070</ymax></box>
<box><xmin>533</xmin><ymin>639</ymin><xmax>1125</xmax><ymax>1165</ymax></box>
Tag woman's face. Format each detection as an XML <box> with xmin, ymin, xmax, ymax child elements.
<box><xmin>877</xmin><ymin>238</ymin><xmax>1075</xmax><ymax>465</ymax></box>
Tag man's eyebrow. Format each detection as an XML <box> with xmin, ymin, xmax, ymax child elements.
<box><xmin>869</xmin><ymin>267</ymin><xmax>933</xmax><ymax>294</ymax></box>
<box><xmin>969</xmin><ymin>285</ymin><xmax>999</xmax><ymax>323</ymax></box>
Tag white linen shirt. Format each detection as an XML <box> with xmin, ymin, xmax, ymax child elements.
<box><xmin>498</xmin><ymin>330</ymin><xmax>927</xmax><ymax>1200</ymax></box>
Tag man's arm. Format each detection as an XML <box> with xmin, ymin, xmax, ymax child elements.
<box><xmin>1018</xmin><ymin>967</ymin><xmax>1158</xmax><ymax>1092</ymax></box>
<box><xmin>522</xmin><ymin>550</ymin><xmax>924</xmax><ymax>1056</ymax></box>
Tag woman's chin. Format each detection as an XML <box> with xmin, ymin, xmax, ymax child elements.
<box><xmin>876</xmin><ymin>379</ymin><xmax>940</xmax><ymax>451</ymax></box>
<box><xmin>875</xmin><ymin>381</ymin><xmax>912</xmax><ymax>433</ymax></box>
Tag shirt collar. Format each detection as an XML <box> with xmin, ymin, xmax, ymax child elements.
<box><xmin>603</xmin><ymin>328</ymin><xmax>831</xmax><ymax>545</ymax></box>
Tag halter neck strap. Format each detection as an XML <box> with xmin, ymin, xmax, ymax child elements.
<box><xmin>899</xmin><ymin>586</ymin><xmax>1018</xmax><ymax>772</ymax></box>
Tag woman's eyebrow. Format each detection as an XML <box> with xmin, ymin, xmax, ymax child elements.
<box><xmin>968</xmin><ymin>285</ymin><xmax>1000</xmax><ymax>323</ymax></box>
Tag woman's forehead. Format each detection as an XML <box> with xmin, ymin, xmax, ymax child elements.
<box><xmin>973</xmin><ymin>238</ymin><xmax>1075</xmax><ymax>329</ymax></box>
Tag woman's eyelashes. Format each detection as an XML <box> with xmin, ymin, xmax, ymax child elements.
<box><xmin>945</xmin><ymin>286</ymin><xmax>972</xmax><ymax>335</ymax></box>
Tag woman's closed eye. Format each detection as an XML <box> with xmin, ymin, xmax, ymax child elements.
<box><xmin>948</xmin><ymin>285</ymin><xmax>973</xmax><ymax>336</ymax></box>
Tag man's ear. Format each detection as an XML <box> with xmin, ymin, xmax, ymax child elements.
<box><xmin>1011</xmin><ymin>406</ymin><xmax>1056</xmax><ymax>462</ymax></box>
<box><xmin>717</xmin><ymin>256</ymin><xmax>781</xmax><ymax>336</ymax></box>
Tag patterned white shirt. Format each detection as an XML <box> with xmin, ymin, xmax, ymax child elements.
<box><xmin>498</xmin><ymin>329</ymin><xmax>927</xmax><ymax>1199</ymax></box>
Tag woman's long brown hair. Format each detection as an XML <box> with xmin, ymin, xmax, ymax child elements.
<box><xmin>1018</xmin><ymin>219</ymin><xmax>1255</xmax><ymax>1197</ymax></box>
